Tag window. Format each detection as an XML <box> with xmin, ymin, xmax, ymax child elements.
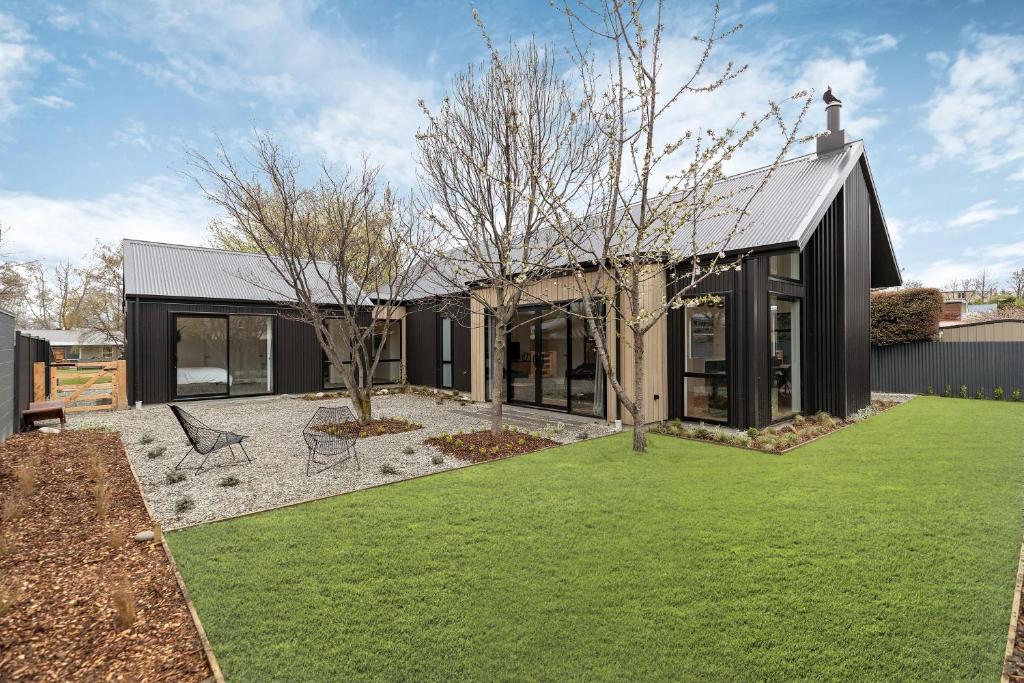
<box><xmin>229</xmin><ymin>315</ymin><xmax>273</xmax><ymax>396</ymax></box>
<box><xmin>175</xmin><ymin>314</ymin><xmax>273</xmax><ymax>398</ymax></box>
<box><xmin>371</xmin><ymin>319</ymin><xmax>402</xmax><ymax>384</ymax></box>
<box><xmin>768</xmin><ymin>251</ymin><xmax>801</xmax><ymax>281</ymax></box>
<box><xmin>682</xmin><ymin>299</ymin><xmax>728</xmax><ymax>422</ymax></box>
<box><xmin>440</xmin><ymin>317</ymin><xmax>453</xmax><ymax>389</ymax></box>
<box><xmin>769</xmin><ymin>295</ymin><xmax>801</xmax><ymax>420</ymax></box>
<box><xmin>569</xmin><ymin>302</ymin><xmax>605</xmax><ymax>417</ymax></box>
<box><xmin>323</xmin><ymin>318</ymin><xmax>354</xmax><ymax>389</ymax></box>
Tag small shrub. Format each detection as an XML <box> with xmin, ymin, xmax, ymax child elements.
<box><xmin>146</xmin><ymin>446</ymin><xmax>166</xmax><ymax>459</ymax></box>
<box><xmin>106</xmin><ymin>526</ymin><xmax>126</xmax><ymax>550</ymax></box>
<box><xmin>402</xmin><ymin>446</ymin><xmax>415</xmax><ymax>455</ymax></box>
<box><xmin>93</xmin><ymin>480</ymin><xmax>111</xmax><ymax>518</ymax></box>
<box><xmin>490</xmin><ymin>445</ymin><xmax>500</xmax><ymax>453</ymax></box>
<box><xmin>713</xmin><ymin>430</ymin><xmax>730</xmax><ymax>443</ymax></box>
<box><xmin>746</xmin><ymin>427</ymin><xmax>759</xmax><ymax>438</ymax></box>
<box><xmin>943</xmin><ymin>385</ymin><xmax>952</xmax><ymax>398</ymax></box>
<box><xmin>994</xmin><ymin>386</ymin><xmax>1005</xmax><ymax>401</ymax></box>
<box><xmin>139</xmin><ymin>434</ymin><xmax>154</xmax><ymax>445</ymax></box>
<box><xmin>111</xmin><ymin>579</ymin><xmax>137</xmax><ymax>629</ymax></box>
<box><xmin>165</xmin><ymin>470</ymin><xmax>186</xmax><ymax>485</ymax></box>
<box><xmin>1</xmin><ymin>494</ymin><xmax>25</xmax><ymax>523</ymax></box>
<box><xmin>975</xmin><ymin>386</ymin><xmax>986</xmax><ymax>400</ymax></box>
<box><xmin>431</xmin><ymin>454</ymin><xmax>444</xmax><ymax>465</ymax></box>
<box><xmin>815</xmin><ymin>412</ymin><xmax>834</xmax><ymax>428</ymax></box>
<box><xmin>218</xmin><ymin>475</ymin><xmax>240</xmax><ymax>487</ymax></box>
<box><xmin>693</xmin><ymin>425</ymin><xmax>711</xmax><ymax>439</ymax></box>
<box><xmin>959</xmin><ymin>385</ymin><xmax>969</xmax><ymax>399</ymax></box>
<box><xmin>380</xmin><ymin>463</ymin><xmax>400</xmax><ymax>475</ymax></box>
<box><xmin>925</xmin><ymin>385</ymin><xmax>935</xmax><ymax>396</ymax></box>
<box><xmin>1014</xmin><ymin>388</ymin><xmax>1023</xmax><ymax>402</ymax></box>
<box><xmin>455</xmin><ymin>439</ymin><xmax>463</xmax><ymax>447</ymax></box>
<box><xmin>575</xmin><ymin>432</ymin><xmax>588</xmax><ymax>441</ymax></box>
<box><xmin>13</xmin><ymin>462</ymin><xmax>35</xmax><ymax>497</ymax></box>
<box><xmin>174</xmin><ymin>496</ymin><xmax>194</xmax><ymax>514</ymax></box>
<box><xmin>517</xmin><ymin>437</ymin><xmax>525</xmax><ymax>446</ymax></box>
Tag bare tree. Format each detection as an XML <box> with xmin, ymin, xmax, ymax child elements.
<box><xmin>79</xmin><ymin>241</ymin><xmax>125</xmax><ymax>344</ymax></box>
<box><xmin>187</xmin><ymin>133</ymin><xmax>425</xmax><ymax>424</ymax></box>
<box><xmin>534</xmin><ymin>0</ymin><xmax>813</xmax><ymax>451</ymax></box>
<box><xmin>1011</xmin><ymin>268</ymin><xmax>1024</xmax><ymax>300</ymax></box>
<box><xmin>0</xmin><ymin>222</ymin><xmax>31</xmax><ymax>318</ymax></box>
<box><xmin>415</xmin><ymin>28</ymin><xmax>599</xmax><ymax>435</ymax></box>
<box><xmin>901</xmin><ymin>279</ymin><xmax>924</xmax><ymax>290</ymax></box>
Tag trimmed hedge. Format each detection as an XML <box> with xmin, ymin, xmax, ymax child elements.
<box><xmin>870</xmin><ymin>288</ymin><xmax>943</xmax><ymax>346</ymax></box>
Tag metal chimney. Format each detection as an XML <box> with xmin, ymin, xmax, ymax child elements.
<box><xmin>816</xmin><ymin>86</ymin><xmax>847</xmax><ymax>155</ymax></box>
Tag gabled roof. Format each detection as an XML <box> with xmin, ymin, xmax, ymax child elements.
<box><xmin>123</xmin><ymin>140</ymin><xmax>902</xmax><ymax>301</ymax></box>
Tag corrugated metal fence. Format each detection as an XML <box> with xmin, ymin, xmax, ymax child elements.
<box><xmin>0</xmin><ymin>310</ymin><xmax>13</xmax><ymax>441</ymax></box>
<box><xmin>0</xmin><ymin>321</ymin><xmax>53</xmax><ymax>441</ymax></box>
<box><xmin>871</xmin><ymin>342</ymin><xmax>1024</xmax><ymax>397</ymax></box>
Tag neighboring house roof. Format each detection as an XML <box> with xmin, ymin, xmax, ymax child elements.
<box><xmin>18</xmin><ymin>328</ymin><xmax>123</xmax><ymax>346</ymax></box>
<box><xmin>123</xmin><ymin>140</ymin><xmax>902</xmax><ymax>302</ymax></box>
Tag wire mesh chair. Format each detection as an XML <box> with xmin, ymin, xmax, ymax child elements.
<box><xmin>302</xmin><ymin>406</ymin><xmax>360</xmax><ymax>475</ymax></box>
<box><xmin>170</xmin><ymin>404</ymin><xmax>252</xmax><ymax>474</ymax></box>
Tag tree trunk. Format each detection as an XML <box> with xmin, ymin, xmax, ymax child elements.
<box><xmin>631</xmin><ymin>328</ymin><xmax>646</xmax><ymax>453</ymax></box>
<box><xmin>490</xmin><ymin>321</ymin><xmax>507</xmax><ymax>436</ymax></box>
<box><xmin>352</xmin><ymin>387</ymin><xmax>373</xmax><ymax>424</ymax></box>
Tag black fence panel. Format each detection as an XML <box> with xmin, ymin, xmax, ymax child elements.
<box><xmin>871</xmin><ymin>342</ymin><xmax>1024</xmax><ymax>397</ymax></box>
<box><xmin>11</xmin><ymin>331</ymin><xmax>52</xmax><ymax>434</ymax></box>
<box><xmin>0</xmin><ymin>311</ymin><xmax>13</xmax><ymax>441</ymax></box>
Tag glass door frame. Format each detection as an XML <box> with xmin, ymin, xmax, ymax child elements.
<box><xmin>681</xmin><ymin>292</ymin><xmax>730</xmax><ymax>425</ymax></box>
<box><xmin>503</xmin><ymin>302</ymin><xmax>606</xmax><ymax>419</ymax></box>
<box><xmin>171</xmin><ymin>311</ymin><xmax>278</xmax><ymax>401</ymax></box>
<box><xmin>767</xmin><ymin>292</ymin><xmax>803</xmax><ymax>424</ymax></box>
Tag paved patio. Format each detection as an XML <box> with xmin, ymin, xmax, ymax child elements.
<box><xmin>68</xmin><ymin>393</ymin><xmax>615</xmax><ymax>529</ymax></box>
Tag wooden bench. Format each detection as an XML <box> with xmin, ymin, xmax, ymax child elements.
<box><xmin>22</xmin><ymin>400</ymin><xmax>66</xmax><ymax>431</ymax></box>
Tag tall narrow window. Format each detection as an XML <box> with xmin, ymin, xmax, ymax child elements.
<box><xmin>440</xmin><ymin>317</ymin><xmax>453</xmax><ymax>389</ymax></box>
<box><xmin>769</xmin><ymin>295</ymin><xmax>801</xmax><ymax>420</ymax></box>
<box><xmin>682</xmin><ymin>299</ymin><xmax>728</xmax><ymax>422</ymax></box>
<box><xmin>569</xmin><ymin>302</ymin><xmax>604</xmax><ymax>417</ymax></box>
<box><xmin>175</xmin><ymin>316</ymin><xmax>228</xmax><ymax>397</ymax></box>
<box><xmin>229</xmin><ymin>315</ymin><xmax>273</xmax><ymax>396</ymax></box>
<box><xmin>323</xmin><ymin>318</ymin><xmax>354</xmax><ymax>389</ymax></box>
<box><xmin>371</xmin><ymin>319</ymin><xmax>402</xmax><ymax>384</ymax></box>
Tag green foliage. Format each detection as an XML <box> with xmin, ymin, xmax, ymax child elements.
<box><xmin>146</xmin><ymin>446</ymin><xmax>166</xmax><ymax>459</ymax></box>
<box><xmin>166</xmin><ymin>398</ymin><xmax>1024</xmax><ymax>682</ymax></box>
<box><xmin>219</xmin><ymin>476</ymin><xmax>241</xmax><ymax>487</ymax></box>
<box><xmin>870</xmin><ymin>287</ymin><xmax>943</xmax><ymax>346</ymax></box>
<box><xmin>380</xmin><ymin>463</ymin><xmax>400</xmax><ymax>475</ymax></box>
<box><xmin>975</xmin><ymin>386</ymin><xmax>986</xmax><ymax>400</ymax></box>
<box><xmin>1014</xmin><ymin>389</ymin><xmax>1022</xmax><ymax>402</ymax></box>
<box><xmin>165</xmin><ymin>470</ymin><xmax>186</xmax><ymax>485</ymax></box>
<box><xmin>959</xmin><ymin>385</ymin><xmax>969</xmax><ymax>399</ymax></box>
<box><xmin>746</xmin><ymin>427</ymin><xmax>759</xmax><ymax>438</ymax></box>
<box><xmin>174</xmin><ymin>496</ymin><xmax>194</xmax><ymax>514</ymax></box>
<box><xmin>402</xmin><ymin>446</ymin><xmax>415</xmax><ymax>455</ymax></box>
<box><xmin>994</xmin><ymin>387</ymin><xmax>1004</xmax><ymax>401</ymax></box>
<box><xmin>139</xmin><ymin>434</ymin><xmax>154</xmax><ymax>445</ymax></box>
<box><xmin>431</xmin><ymin>454</ymin><xmax>444</xmax><ymax>465</ymax></box>
<box><xmin>925</xmin><ymin>386</ymin><xmax>935</xmax><ymax>396</ymax></box>
<box><xmin>943</xmin><ymin>385</ymin><xmax>953</xmax><ymax>398</ymax></box>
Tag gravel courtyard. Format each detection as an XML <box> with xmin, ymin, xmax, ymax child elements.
<box><xmin>69</xmin><ymin>393</ymin><xmax>615</xmax><ymax>529</ymax></box>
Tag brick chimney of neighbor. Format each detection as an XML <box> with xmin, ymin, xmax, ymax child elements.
<box><xmin>816</xmin><ymin>85</ymin><xmax>847</xmax><ymax>155</ymax></box>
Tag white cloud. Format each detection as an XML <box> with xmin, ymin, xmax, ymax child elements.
<box><xmin>747</xmin><ymin>2</ymin><xmax>778</xmax><ymax>18</ymax></box>
<box><xmin>95</xmin><ymin>1</ymin><xmax>435</xmax><ymax>185</ymax></box>
<box><xmin>0</xmin><ymin>13</ymin><xmax>50</xmax><ymax>123</ymax></box>
<box><xmin>0</xmin><ymin>177</ymin><xmax>214</xmax><ymax>263</ymax></box>
<box><xmin>926</xmin><ymin>51</ymin><xmax>949</xmax><ymax>69</ymax></box>
<box><xmin>47</xmin><ymin>5</ymin><xmax>80</xmax><ymax>31</ymax></box>
<box><xmin>947</xmin><ymin>199</ymin><xmax>1019</xmax><ymax>227</ymax></box>
<box><xmin>113</xmin><ymin>119</ymin><xmax>152</xmax><ymax>151</ymax></box>
<box><xmin>32</xmin><ymin>94</ymin><xmax>73</xmax><ymax>109</ymax></box>
<box><xmin>907</xmin><ymin>241</ymin><xmax>1024</xmax><ymax>287</ymax></box>
<box><xmin>851</xmin><ymin>33</ymin><xmax>899</xmax><ymax>58</ymax></box>
<box><xmin>923</xmin><ymin>31</ymin><xmax>1024</xmax><ymax>178</ymax></box>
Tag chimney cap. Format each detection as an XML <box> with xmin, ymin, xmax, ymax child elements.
<box><xmin>823</xmin><ymin>86</ymin><xmax>842</xmax><ymax>105</ymax></box>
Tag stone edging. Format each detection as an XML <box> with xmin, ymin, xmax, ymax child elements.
<box><xmin>1003</xmin><ymin>531</ymin><xmax>1024</xmax><ymax>681</ymax></box>
<box><xmin>117</xmin><ymin>437</ymin><xmax>226</xmax><ymax>683</ymax></box>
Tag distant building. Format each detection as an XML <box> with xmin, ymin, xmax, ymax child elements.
<box><xmin>18</xmin><ymin>328</ymin><xmax>123</xmax><ymax>362</ymax></box>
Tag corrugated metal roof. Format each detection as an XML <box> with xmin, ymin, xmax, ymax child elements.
<box><xmin>124</xmin><ymin>140</ymin><xmax>897</xmax><ymax>301</ymax></box>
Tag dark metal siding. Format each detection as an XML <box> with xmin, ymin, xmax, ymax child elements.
<box><xmin>844</xmin><ymin>163</ymin><xmax>872</xmax><ymax>414</ymax></box>
<box><xmin>404</xmin><ymin>297</ymin><xmax>471</xmax><ymax>392</ymax></box>
<box><xmin>0</xmin><ymin>311</ymin><xmax>13</xmax><ymax>441</ymax></box>
<box><xmin>12</xmin><ymin>332</ymin><xmax>51</xmax><ymax>433</ymax></box>
<box><xmin>129</xmin><ymin>299</ymin><xmax>321</xmax><ymax>405</ymax></box>
<box><xmin>872</xmin><ymin>342</ymin><xmax>1024</xmax><ymax>397</ymax></box>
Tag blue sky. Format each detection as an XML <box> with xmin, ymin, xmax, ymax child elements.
<box><xmin>0</xmin><ymin>0</ymin><xmax>1021</xmax><ymax>287</ymax></box>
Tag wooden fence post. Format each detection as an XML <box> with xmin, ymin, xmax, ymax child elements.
<box><xmin>116</xmin><ymin>359</ymin><xmax>128</xmax><ymax>410</ymax></box>
<box><xmin>33</xmin><ymin>362</ymin><xmax>46</xmax><ymax>402</ymax></box>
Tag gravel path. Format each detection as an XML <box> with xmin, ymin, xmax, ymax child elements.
<box><xmin>69</xmin><ymin>393</ymin><xmax>614</xmax><ymax>530</ymax></box>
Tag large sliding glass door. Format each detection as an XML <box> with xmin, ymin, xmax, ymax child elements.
<box><xmin>769</xmin><ymin>295</ymin><xmax>801</xmax><ymax>421</ymax></box>
<box><xmin>174</xmin><ymin>313</ymin><xmax>274</xmax><ymax>399</ymax></box>
<box><xmin>682</xmin><ymin>298</ymin><xmax>728</xmax><ymax>423</ymax></box>
<box><xmin>501</xmin><ymin>304</ymin><xmax>605</xmax><ymax>417</ymax></box>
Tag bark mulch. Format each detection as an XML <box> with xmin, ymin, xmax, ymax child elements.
<box><xmin>0</xmin><ymin>430</ymin><xmax>213</xmax><ymax>682</ymax></box>
<box><xmin>315</xmin><ymin>417</ymin><xmax>423</xmax><ymax>439</ymax></box>
<box><xmin>424</xmin><ymin>429</ymin><xmax>560</xmax><ymax>463</ymax></box>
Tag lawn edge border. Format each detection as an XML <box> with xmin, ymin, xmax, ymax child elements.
<box><xmin>1002</xmin><ymin>530</ymin><xmax>1024</xmax><ymax>682</ymax></box>
<box><xmin>165</xmin><ymin>430</ymin><xmax>625</xmax><ymax>533</ymax></box>
<box><xmin>116</xmin><ymin>434</ymin><xmax>226</xmax><ymax>683</ymax></box>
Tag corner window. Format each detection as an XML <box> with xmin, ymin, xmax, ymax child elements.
<box><xmin>768</xmin><ymin>251</ymin><xmax>801</xmax><ymax>281</ymax></box>
<box><xmin>682</xmin><ymin>299</ymin><xmax>728</xmax><ymax>422</ymax></box>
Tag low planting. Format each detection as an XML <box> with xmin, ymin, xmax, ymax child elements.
<box><xmin>313</xmin><ymin>417</ymin><xmax>423</xmax><ymax>439</ymax></box>
<box><xmin>655</xmin><ymin>400</ymin><xmax>899</xmax><ymax>453</ymax></box>
<box><xmin>425</xmin><ymin>426</ymin><xmax>559</xmax><ymax>462</ymax></box>
<box><xmin>927</xmin><ymin>384</ymin><xmax>1023</xmax><ymax>401</ymax></box>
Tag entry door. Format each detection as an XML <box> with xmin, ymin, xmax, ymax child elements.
<box><xmin>538</xmin><ymin>308</ymin><xmax>568</xmax><ymax>409</ymax></box>
<box><xmin>174</xmin><ymin>315</ymin><xmax>229</xmax><ymax>398</ymax></box>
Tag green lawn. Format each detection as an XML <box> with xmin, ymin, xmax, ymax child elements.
<box><xmin>168</xmin><ymin>397</ymin><xmax>1024</xmax><ymax>681</ymax></box>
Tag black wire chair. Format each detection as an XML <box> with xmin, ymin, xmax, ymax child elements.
<box><xmin>170</xmin><ymin>404</ymin><xmax>252</xmax><ymax>474</ymax></box>
<box><xmin>302</xmin><ymin>406</ymin><xmax>360</xmax><ymax>475</ymax></box>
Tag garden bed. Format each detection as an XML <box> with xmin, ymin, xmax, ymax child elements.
<box><xmin>315</xmin><ymin>417</ymin><xmax>423</xmax><ymax>439</ymax></box>
<box><xmin>0</xmin><ymin>430</ymin><xmax>213</xmax><ymax>681</ymax></box>
<box><xmin>425</xmin><ymin>428</ymin><xmax>560</xmax><ymax>462</ymax></box>
<box><xmin>655</xmin><ymin>399</ymin><xmax>900</xmax><ymax>454</ymax></box>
